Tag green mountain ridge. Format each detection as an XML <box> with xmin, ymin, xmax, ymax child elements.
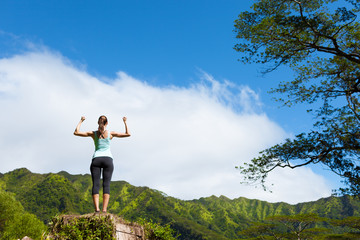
<box><xmin>0</xmin><ymin>168</ymin><xmax>359</xmax><ymax>239</ymax></box>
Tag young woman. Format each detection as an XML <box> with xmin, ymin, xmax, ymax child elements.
<box><xmin>74</xmin><ymin>115</ymin><xmax>130</xmax><ymax>213</ymax></box>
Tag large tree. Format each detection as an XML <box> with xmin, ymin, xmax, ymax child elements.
<box><xmin>234</xmin><ymin>0</ymin><xmax>360</xmax><ymax>196</ymax></box>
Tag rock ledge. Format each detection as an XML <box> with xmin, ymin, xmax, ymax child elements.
<box><xmin>49</xmin><ymin>213</ymin><xmax>145</xmax><ymax>240</ymax></box>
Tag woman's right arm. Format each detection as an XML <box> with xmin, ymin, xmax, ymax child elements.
<box><xmin>111</xmin><ymin>117</ymin><xmax>131</xmax><ymax>138</ymax></box>
<box><xmin>74</xmin><ymin>116</ymin><xmax>93</xmax><ymax>137</ymax></box>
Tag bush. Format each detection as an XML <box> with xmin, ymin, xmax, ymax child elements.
<box><xmin>49</xmin><ymin>214</ymin><xmax>115</xmax><ymax>240</ymax></box>
<box><xmin>138</xmin><ymin>218</ymin><xmax>178</xmax><ymax>240</ymax></box>
<box><xmin>0</xmin><ymin>190</ymin><xmax>46</xmax><ymax>240</ymax></box>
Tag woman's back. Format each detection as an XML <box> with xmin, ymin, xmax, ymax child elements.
<box><xmin>93</xmin><ymin>130</ymin><xmax>112</xmax><ymax>158</ymax></box>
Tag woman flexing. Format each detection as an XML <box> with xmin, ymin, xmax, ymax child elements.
<box><xmin>74</xmin><ymin>115</ymin><xmax>130</xmax><ymax>213</ymax></box>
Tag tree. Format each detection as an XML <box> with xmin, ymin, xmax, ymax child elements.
<box><xmin>239</xmin><ymin>213</ymin><xmax>357</xmax><ymax>239</ymax></box>
<box><xmin>265</xmin><ymin>214</ymin><xmax>328</xmax><ymax>239</ymax></box>
<box><xmin>324</xmin><ymin>216</ymin><xmax>360</xmax><ymax>239</ymax></box>
<box><xmin>234</xmin><ymin>0</ymin><xmax>360</xmax><ymax>196</ymax></box>
<box><xmin>238</xmin><ymin>222</ymin><xmax>283</xmax><ymax>239</ymax></box>
<box><xmin>0</xmin><ymin>190</ymin><xmax>46</xmax><ymax>240</ymax></box>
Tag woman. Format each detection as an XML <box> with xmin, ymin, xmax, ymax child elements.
<box><xmin>74</xmin><ymin>115</ymin><xmax>130</xmax><ymax>213</ymax></box>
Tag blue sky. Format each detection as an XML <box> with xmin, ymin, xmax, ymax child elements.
<box><xmin>0</xmin><ymin>0</ymin><xmax>342</xmax><ymax>203</ymax></box>
<box><xmin>0</xmin><ymin>0</ymin><xmax>315</xmax><ymax>131</ymax></box>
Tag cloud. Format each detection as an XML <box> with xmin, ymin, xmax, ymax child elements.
<box><xmin>0</xmin><ymin>50</ymin><xmax>332</xmax><ymax>204</ymax></box>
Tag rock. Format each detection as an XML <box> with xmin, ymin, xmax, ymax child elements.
<box><xmin>114</xmin><ymin>216</ymin><xmax>144</xmax><ymax>240</ymax></box>
<box><xmin>48</xmin><ymin>213</ymin><xmax>145</xmax><ymax>240</ymax></box>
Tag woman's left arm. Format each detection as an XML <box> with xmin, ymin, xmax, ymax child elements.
<box><xmin>74</xmin><ymin>116</ymin><xmax>93</xmax><ymax>137</ymax></box>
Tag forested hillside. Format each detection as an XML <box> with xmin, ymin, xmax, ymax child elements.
<box><xmin>1</xmin><ymin>168</ymin><xmax>359</xmax><ymax>239</ymax></box>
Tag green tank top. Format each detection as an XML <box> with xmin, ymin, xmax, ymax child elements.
<box><xmin>92</xmin><ymin>130</ymin><xmax>113</xmax><ymax>159</ymax></box>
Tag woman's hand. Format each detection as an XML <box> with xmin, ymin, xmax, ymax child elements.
<box><xmin>81</xmin><ymin>116</ymin><xmax>86</xmax><ymax>122</ymax></box>
<box><xmin>123</xmin><ymin>117</ymin><xmax>127</xmax><ymax>122</ymax></box>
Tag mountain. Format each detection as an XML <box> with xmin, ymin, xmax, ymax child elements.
<box><xmin>0</xmin><ymin>168</ymin><xmax>359</xmax><ymax>239</ymax></box>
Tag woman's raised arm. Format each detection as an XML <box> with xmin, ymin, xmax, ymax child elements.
<box><xmin>74</xmin><ymin>116</ymin><xmax>94</xmax><ymax>137</ymax></box>
<box><xmin>111</xmin><ymin>117</ymin><xmax>131</xmax><ymax>138</ymax></box>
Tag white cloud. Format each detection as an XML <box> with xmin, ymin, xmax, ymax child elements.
<box><xmin>0</xmin><ymin>50</ymin><xmax>332</xmax><ymax>204</ymax></box>
<box><xmin>239</xmin><ymin>167</ymin><xmax>332</xmax><ymax>204</ymax></box>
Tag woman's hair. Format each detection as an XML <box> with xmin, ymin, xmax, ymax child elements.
<box><xmin>98</xmin><ymin>115</ymin><xmax>108</xmax><ymax>137</ymax></box>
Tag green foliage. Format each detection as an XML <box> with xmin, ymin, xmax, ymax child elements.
<box><xmin>239</xmin><ymin>213</ymin><xmax>360</xmax><ymax>239</ymax></box>
<box><xmin>234</xmin><ymin>0</ymin><xmax>360</xmax><ymax>196</ymax></box>
<box><xmin>0</xmin><ymin>189</ymin><xmax>46</xmax><ymax>240</ymax></box>
<box><xmin>1</xmin><ymin>169</ymin><xmax>360</xmax><ymax>239</ymax></box>
<box><xmin>49</xmin><ymin>214</ymin><xmax>115</xmax><ymax>240</ymax></box>
<box><xmin>238</xmin><ymin>222</ymin><xmax>280</xmax><ymax>239</ymax></box>
<box><xmin>266</xmin><ymin>213</ymin><xmax>329</xmax><ymax>239</ymax></box>
<box><xmin>138</xmin><ymin>218</ymin><xmax>178</xmax><ymax>240</ymax></box>
<box><xmin>1</xmin><ymin>168</ymin><xmax>93</xmax><ymax>222</ymax></box>
<box><xmin>331</xmin><ymin>216</ymin><xmax>360</xmax><ymax>230</ymax></box>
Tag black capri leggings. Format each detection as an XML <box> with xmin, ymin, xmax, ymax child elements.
<box><xmin>90</xmin><ymin>156</ymin><xmax>114</xmax><ymax>195</ymax></box>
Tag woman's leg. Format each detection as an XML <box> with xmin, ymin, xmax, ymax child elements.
<box><xmin>90</xmin><ymin>158</ymin><xmax>102</xmax><ymax>212</ymax></box>
<box><xmin>102</xmin><ymin>193</ymin><xmax>110</xmax><ymax>212</ymax></box>
<box><xmin>102</xmin><ymin>157</ymin><xmax>114</xmax><ymax>212</ymax></box>
<box><xmin>92</xmin><ymin>194</ymin><xmax>100</xmax><ymax>212</ymax></box>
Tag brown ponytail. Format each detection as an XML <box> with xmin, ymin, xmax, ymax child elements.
<box><xmin>98</xmin><ymin>115</ymin><xmax>108</xmax><ymax>138</ymax></box>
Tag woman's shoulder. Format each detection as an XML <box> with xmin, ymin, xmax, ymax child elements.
<box><xmin>106</xmin><ymin>130</ymin><xmax>111</xmax><ymax>139</ymax></box>
<box><xmin>92</xmin><ymin>131</ymin><xmax>98</xmax><ymax>139</ymax></box>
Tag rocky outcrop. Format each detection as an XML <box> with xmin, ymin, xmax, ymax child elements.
<box><xmin>48</xmin><ymin>213</ymin><xmax>145</xmax><ymax>240</ymax></box>
<box><xmin>114</xmin><ymin>215</ymin><xmax>144</xmax><ymax>240</ymax></box>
